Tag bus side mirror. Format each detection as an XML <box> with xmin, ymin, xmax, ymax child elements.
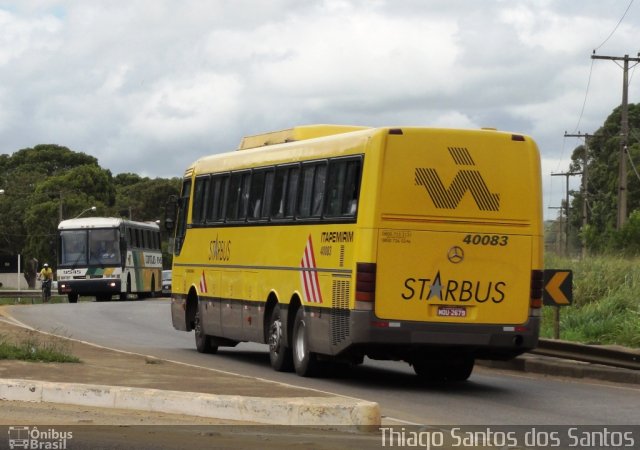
<box><xmin>164</xmin><ymin>196</ymin><xmax>178</xmax><ymax>232</ymax></box>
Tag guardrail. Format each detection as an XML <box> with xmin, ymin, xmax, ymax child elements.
<box><xmin>0</xmin><ymin>290</ymin><xmax>41</xmax><ymax>297</ymax></box>
<box><xmin>534</xmin><ymin>339</ymin><xmax>640</xmax><ymax>371</ymax></box>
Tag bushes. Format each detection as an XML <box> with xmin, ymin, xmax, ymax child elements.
<box><xmin>541</xmin><ymin>254</ymin><xmax>640</xmax><ymax>348</ymax></box>
<box><xmin>0</xmin><ymin>332</ymin><xmax>80</xmax><ymax>363</ymax></box>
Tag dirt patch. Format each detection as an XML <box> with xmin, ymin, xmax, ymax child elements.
<box><xmin>0</xmin><ymin>316</ymin><xmax>321</xmax><ymax>398</ymax></box>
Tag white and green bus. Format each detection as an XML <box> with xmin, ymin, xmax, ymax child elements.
<box><xmin>57</xmin><ymin>217</ymin><xmax>162</xmax><ymax>302</ymax></box>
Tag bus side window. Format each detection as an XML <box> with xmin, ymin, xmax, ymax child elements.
<box><xmin>261</xmin><ymin>170</ymin><xmax>274</xmax><ymax>220</ymax></box>
<box><xmin>325</xmin><ymin>158</ymin><xmax>361</xmax><ymax>218</ymax></box>
<box><xmin>226</xmin><ymin>173</ymin><xmax>242</xmax><ymax>221</ymax></box>
<box><xmin>312</xmin><ymin>163</ymin><xmax>327</xmax><ymax>217</ymax></box>
<box><xmin>239</xmin><ymin>172</ymin><xmax>251</xmax><ymax>221</ymax></box>
<box><xmin>249</xmin><ymin>170</ymin><xmax>266</xmax><ymax>220</ymax></box>
<box><xmin>325</xmin><ymin>161</ymin><xmax>346</xmax><ymax>216</ymax></box>
<box><xmin>271</xmin><ymin>167</ymin><xmax>289</xmax><ymax>219</ymax></box>
<box><xmin>192</xmin><ymin>176</ymin><xmax>209</xmax><ymax>225</ymax></box>
<box><xmin>343</xmin><ymin>159</ymin><xmax>361</xmax><ymax>216</ymax></box>
<box><xmin>207</xmin><ymin>175</ymin><xmax>228</xmax><ymax>223</ymax></box>
<box><xmin>285</xmin><ymin>166</ymin><xmax>300</xmax><ymax>218</ymax></box>
<box><xmin>298</xmin><ymin>162</ymin><xmax>326</xmax><ymax>219</ymax></box>
<box><xmin>297</xmin><ymin>164</ymin><xmax>315</xmax><ymax>218</ymax></box>
<box><xmin>175</xmin><ymin>179</ymin><xmax>191</xmax><ymax>254</ymax></box>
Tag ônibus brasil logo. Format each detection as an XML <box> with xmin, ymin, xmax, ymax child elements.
<box><xmin>8</xmin><ymin>426</ymin><xmax>73</xmax><ymax>449</ymax></box>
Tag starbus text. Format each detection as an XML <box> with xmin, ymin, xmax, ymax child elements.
<box><xmin>401</xmin><ymin>272</ymin><xmax>506</xmax><ymax>303</ymax></box>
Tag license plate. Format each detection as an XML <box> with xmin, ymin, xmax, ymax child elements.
<box><xmin>437</xmin><ymin>306</ymin><xmax>467</xmax><ymax>318</ymax></box>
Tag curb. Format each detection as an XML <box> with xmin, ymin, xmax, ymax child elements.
<box><xmin>478</xmin><ymin>354</ymin><xmax>640</xmax><ymax>384</ymax></box>
<box><xmin>0</xmin><ymin>378</ymin><xmax>381</xmax><ymax>426</ymax></box>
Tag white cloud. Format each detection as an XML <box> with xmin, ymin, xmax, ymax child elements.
<box><xmin>131</xmin><ymin>72</ymin><xmax>243</xmax><ymax>140</ymax></box>
<box><xmin>0</xmin><ymin>0</ymin><xmax>637</xmax><ymax>212</ymax></box>
<box><xmin>0</xmin><ymin>8</ymin><xmax>61</xmax><ymax>65</ymax></box>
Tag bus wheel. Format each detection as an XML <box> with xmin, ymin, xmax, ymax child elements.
<box><xmin>68</xmin><ymin>294</ymin><xmax>78</xmax><ymax>304</ymax></box>
<box><xmin>268</xmin><ymin>305</ymin><xmax>293</xmax><ymax>372</ymax></box>
<box><xmin>413</xmin><ymin>357</ymin><xmax>474</xmax><ymax>382</ymax></box>
<box><xmin>120</xmin><ymin>276</ymin><xmax>131</xmax><ymax>301</ymax></box>
<box><xmin>292</xmin><ymin>308</ymin><xmax>319</xmax><ymax>377</ymax></box>
<box><xmin>194</xmin><ymin>309</ymin><xmax>217</xmax><ymax>354</ymax></box>
<box><xmin>444</xmin><ymin>357</ymin><xmax>475</xmax><ymax>381</ymax></box>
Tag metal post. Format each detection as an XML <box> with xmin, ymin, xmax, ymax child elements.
<box><xmin>591</xmin><ymin>52</ymin><xmax>640</xmax><ymax>229</ymax></box>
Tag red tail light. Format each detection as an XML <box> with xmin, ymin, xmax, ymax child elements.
<box><xmin>530</xmin><ymin>270</ymin><xmax>543</xmax><ymax>309</ymax></box>
<box><xmin>356</xmin><ymin>262</ymin><xmax>376</xmax><ymax>302</ymax></box>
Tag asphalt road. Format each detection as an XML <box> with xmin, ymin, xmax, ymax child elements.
<box><xmin>6</xmin><ymin>300</ymin><xmax>640</xmax><ymax>426</ymax></box>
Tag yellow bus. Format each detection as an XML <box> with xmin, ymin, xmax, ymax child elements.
<box><xmin>167</xmin><ymin>125</ymin><xmax>544</xmax><ymax>380</ymax></box>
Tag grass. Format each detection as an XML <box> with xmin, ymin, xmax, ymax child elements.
<box><xmin>542</xmin><ymin>253</ymin><xmax>640</xmax><ymax>348</ymax></box>
<box><xmin>0</xmin><ymin>295</ymin><xmax>87</xmax><ymax>305</ymax></box>
<box><xmin>0</xmin><ymin>332</ymin><xmax>81</xmax><ymax>363</ymax></box>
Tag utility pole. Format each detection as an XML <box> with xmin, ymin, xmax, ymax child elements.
<box><xmin>546</xmin><ymin>203</ymin><xmax>565</xmax><ymax>340</ymax></box>
<box><xmin>564</xmin><ymin>132</ymin><xmax>591</xmax><ymax>257</ymax></box>
<box><xmin>547</xmin><ymin>206</ymin><xmax>564</xmax><ymax>254</ymax></box>
<box><xmin>59</xmin><ymin>191</ymin><xmax>64</xmax><ymax>222</ymax></box>
<box><xmin>591</xmin><ymin>52</ymin><xmax>640</xmax><ymax>229</ymax></box>
<box><xmin>551</xmin><ymin>171</ymin><xmax>581</xmax><ymax>256</ymax></box>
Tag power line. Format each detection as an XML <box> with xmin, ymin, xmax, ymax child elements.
<box><xmin>569</xmin><ymin>59</ymin><xmax>595</xmax><ymax>136</ymax></box>
<box><xmin>566</xmin><ymin>0</ymin><xmax>635</xmax><ymax>151</ymax></box>
<box><xmin>593</xmin><ymin>0</ymin><xmax>635</xmax><ymax>52</ymax></box>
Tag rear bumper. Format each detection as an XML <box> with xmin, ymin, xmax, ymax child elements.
<box><xmin>348</xmin><ymin>310</ymin><xmax>539</xmax><ymax>360</ymax></box>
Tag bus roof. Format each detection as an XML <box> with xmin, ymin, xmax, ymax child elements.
<box><xmin>187</xmin><ymin>125</ymin><xmax>532</xmax><ymax>177</ymax></box>
<box><xmin>58</xmin><ymin>217</ymin><xmax>159</xmax><ymax>230</ymax></box>
<box><xmin>189</xmin><ymin>124</ymin><xmax>377</xmax><ymax>176</ymax></box>
<box><xmin>237</xmin><ymin>124</ymin><xmax>370</xmax><ymax>150</ymax></box>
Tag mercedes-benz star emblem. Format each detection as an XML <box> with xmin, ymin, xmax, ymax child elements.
<box><xmin>447</xmin><ymin>246</ymin><xmax>464</xmax><ymax>264</ymax></box>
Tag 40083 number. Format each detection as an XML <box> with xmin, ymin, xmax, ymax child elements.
<box><xmin>463</xmin><ymin>234</ymin><xmax>509</xmax><ymax>246</ymax></box>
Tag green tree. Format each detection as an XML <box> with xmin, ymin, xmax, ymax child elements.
<box><xmin>113</xmin><ymin>175</ymin><xmax>180</xmax><ymax>269</ymax></box>
<box><xmin>568</xmin><ymin>103</ymin><xmax>640</xmax><ymax>254</ymax></box>
<box><xmin>23</xmin><ymin>165</ymin><xmax>116</xmax><ymax>268</ymax></box>
<box><xmin>114</xmin><ymin>174</ymin><xmax>180</xmax><ymax>222</ymax></box>
<box><xmin>0</xmin><ymin>144</ymin><xmax>180</xmax><ymax>275</ymax></box>
<box><xmin>0</xmin><ymin>145</ymin><xmax>109</xmax><ymax>284</ymax></box>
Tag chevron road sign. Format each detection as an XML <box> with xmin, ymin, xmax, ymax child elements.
<box><xmin>542</xmin><ymin>270</ymin><xmax>573</xmax><ymax>306</ymax></box>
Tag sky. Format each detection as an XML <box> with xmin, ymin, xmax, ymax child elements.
<box><xmin>1</xmin><ymin>0</ymin><xmax>639</xmax><ymax>219</ymax></box>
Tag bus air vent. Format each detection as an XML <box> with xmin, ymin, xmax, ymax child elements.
<box><xmin>331</xmin><ymin>280</ymin><xmax>351</xmax><ymax>345</ymax></box>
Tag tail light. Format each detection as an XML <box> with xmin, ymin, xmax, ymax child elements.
<box><xmin>530</xmin><ymin>270</ymin><xmax>543</xmax><ymax>309</ymax></box>
<box><xmin>356</xmin><ymin>262</ymin><xmax>376</xmax><ymax>302</ymax></box>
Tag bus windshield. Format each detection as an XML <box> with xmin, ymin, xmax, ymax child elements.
<box><xmin>60</xmin><ymin>230</ymin><xmax>87</xmax><ymax>265</ymax></box>
<box><xmin>60</xmin><ymin>228</ymin><xmax>121</xmax><ymax>266</ymax></box>
<box><xmin>89</xmin><ymin>229</ymin><xmax>121</xmax><ymax>264</ymax></box>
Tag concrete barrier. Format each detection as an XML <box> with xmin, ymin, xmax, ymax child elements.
<box><xmin>0</xmin><ymin>378</ymin><xmax>381</xmax><ymax>426</ymax></box>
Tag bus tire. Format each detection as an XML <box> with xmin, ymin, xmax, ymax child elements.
<box><xmin>120</xmin><ymin>276</ymin><xmax>131</xmax><ymax>301</ymax></box>
<box><xmin>292</xmin><ymin>308</ymin><xmax>319</xmax><ymax>377</ymax></box>
<box><xmin>194</xmin><ymin>309</ymin><xmax>217</xmax><ymax>354</ymax></box>
<box><xmin>413</xmin><ymin>357</ymin><xmax>474</xmax><ymax>382</ymax></box>
<box><xmin>445</xmin><ymin>357</ymin><xmax>475</xmax><ymax>381</ymax></box>
<box><xmin>68</xmin><ymin>294</ymin><xmax>78</xmax><ymax>303</ymax></box>
<box><xmin>268</xmin><ymin>305</ymin><xmax>293</xmax><ymax>372</ymax></box>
